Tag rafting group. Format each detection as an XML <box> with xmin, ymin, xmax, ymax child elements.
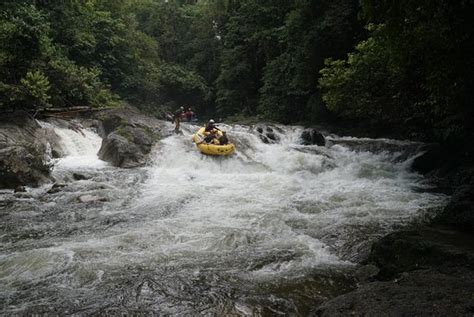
<box><xmin>191</xmin><ymin>119</ymin><xmax>235</xmax><ymax>156</ymax></box>
<box><xmin>171</xmin><ymin>106</ymin><xmax>235</xmax><ymax>156</ymax></box>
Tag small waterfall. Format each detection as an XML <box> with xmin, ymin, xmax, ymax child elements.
<box><xmin>53</xmin><ymin>124</ymin><xmax>107</xmax><ymax>170</ymax></box>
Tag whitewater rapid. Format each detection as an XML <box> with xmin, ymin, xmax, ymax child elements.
<box><xmin>0</xmin><ymin>122</ymin><xmax>448</xmax><ymax>315</ymax></box>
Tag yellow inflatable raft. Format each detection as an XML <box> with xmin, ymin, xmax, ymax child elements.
<box><xmin>192</xmin><ymin>127</ymin><xmax>235</xmax><ymax>156</ymax></box>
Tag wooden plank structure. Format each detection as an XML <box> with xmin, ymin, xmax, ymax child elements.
<box><xmin>37</xmin><ymin>106</ymin><xmax>114</xmax><ymax>118</ymax></box>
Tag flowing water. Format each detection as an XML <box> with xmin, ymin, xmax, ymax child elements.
<box><xmin>0</xmin><ymin>122</ymin><xmax>448</xmax><ymax>315</ymax></box>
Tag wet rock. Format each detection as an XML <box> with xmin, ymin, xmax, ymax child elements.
<box><xmin>47</xmin><ymin>183</ymin><xmax>67</xmax><ymax>194</ymax></box>
<box><xmin>98</xmin><ymin>132</ymin><xmax>146</xmax><ymax>168</ymax></box>
<box><xmin>354</xmin><ymin>264</ymin><xmax>379</xmax><ymax>283</ymax></box>
<box><xmin>436</xmin><ymin>185</ymin><xmax>474</xmax><ymax>232</ymax></box>
<box><xmin>254</xmin><ymin>125</ymin><xmax>280</xmax><ymax>144</ymax></box>
<box><xmin>0</xmin><ymin>111</ymin><xmax>54</xmax><ymax>188</ymax></box>
<box><xmin>72</xmin><ymin>173</ymin><xmax>90</xmax><ymax>181</ymax></box>
<box><xmin>411</xmin><ymin>143</ymin><xmax>444</xmax><ymax>174</ymax></box>
<box><xmin>93</xmin><ymin>106</ymin><xmax>163</xmax><ymax>167</ymax></box>
<box><xmin>0</xmin><ymin>146</ymin><xmax>51</xmax><ymax>188</ymax></box>
<box><xmin>14</xmin><ymin>185</ymin><xmax>26</xmax><ymax>193</ymax></box>
<box><xmin>301</xmin><ymin>129</ymin><xmax>325</xmax><ymax>146</ymax></box>
<box><xmin>368</xmin><ymin>226</ymin><xmax>474</xmax><ymax>279</ymax></box>
<box><xmin>314</xmin><ymin>225</ymin><xmax>474</xmax><ymax>316</ymax></box>
<box><xmin>35</xmin><ymin>126</ymin><xmax>65</xmax><ymax>158</ymax></box>
<box><xmin>313</xmin><ymin>268</ymin><xmax>474</xmax><ymax>317</ymax></box>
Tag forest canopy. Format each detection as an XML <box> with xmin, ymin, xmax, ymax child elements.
<box><xmin>0</xmin><ymin>0</ymin><xmax>472</xmax><ymax>143</ymax></box>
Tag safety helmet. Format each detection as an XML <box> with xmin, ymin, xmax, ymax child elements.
<box><xmin>209</xmin><ymin>119</ymin><xmax>215</xmax><ymax>124</ymax></box>
<box><xmin>180</xmin><ymin>106</ymin><xmax>184</xmax><ymax>110</ymax></box>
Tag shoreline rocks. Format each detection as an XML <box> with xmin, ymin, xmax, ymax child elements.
<box><xmin>0</xmin><ymin>111</ymin><xmax>54</xmax><ymax>188</ymax></box>
<box><xmin>314</xmin><ymin>224</ymin><xmax>474</xmax><ymax>316</ymax></box>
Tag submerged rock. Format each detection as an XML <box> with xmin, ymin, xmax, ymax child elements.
<box><xmin>301</xmin><ymin>128</ymin><xmax>325</xmax><ymax>146</ymax></box>
<box><xmin>14</xmin><ymin>185</ymin><xmax>26</xmax><ymax>193</ymax></box>
<box><xmin>254</xmin><ymin>124</ymin><xmax>280</xmax><ymax>144</ymax></box>
<box><xmin>72</xmin><ymin>173</ymin><xmax>90</xmax><ymax>181</ymax></box>
<box><xmin>47</xmin><ymin>183</ymin><xmax>67</xmax><ymax>194</ymax></box>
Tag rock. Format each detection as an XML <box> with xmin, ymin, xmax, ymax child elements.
<box><xmin>93</xmin><ymin>106</ymin><xmax>163</xmax><ymax>167</ymax></box>
<box><xmin>411</xmin><ymin>143</ymin><xmax>444</xmax><ymax>174</ymax></box>
<box><xmin>72</xmin><ymin>173</ymin><xmax>90</xmax><ymax>181</ymax></box>
<box><xmin>98</xmin><ymin>132</ymin><xmax>146</xmax><ymax>168</ymax></box>
<box><xmin>0</xmin><ymin>146</ymin><xmax>51</xmax><ymax>188</ymax></box>
<box><xmin>47</xmin><ymin>183</ymin><xmax>67</xmax><ymax>194</ymax></box>
<box><xmin>14</xmin><ymin>185</ymin><xmax>26</xmax><ymax>193</ymax></box>
<box><xmin>313</xmin><ymin>268</ymin><xmax>474</xmax><ymax>317</ymax></box>
<box><xmin>436</xmin><ymin>185</ymin><xmax>474</xmax><ymax>232</ymax></box>
<box><xmin>36</xmin><ymin>127</ymin><xmax>65</xmax><ymax>158</ymax></box>
<box><xmin>254</xmin><ymin>125</ymin><xmax>280</xmax><ymax>144</ymax></box>
<box><xmin>313</xmin><ymin>224</ymin><xmax>474</xmax><ymax>316</ymax></box>
<box><xmin>354</xmin><ymin>264</ymin><xmax>380</xmax><ymax>283</ymax></box>
<box><xmin>301</xmin><ymin>128</ymin><xmax>326</xmax><ymax>146</ymax></box>
<box><xmin>368</xmin><ymin>226</ymin><xmax>474</xmax><ymax>280</ymax></box>
<box><xmin>0</xmin><ymin>111</ymin><xmax>53</xmax><ymax>188</ymax></box>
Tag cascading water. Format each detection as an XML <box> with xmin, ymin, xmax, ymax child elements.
<box><xmin>0</xmin><ymin>122</ymin><xmax>448</xmax><ymax>315</ymax></box>
<box><xmin>53</xmin><ymin>124</ymin><xmax>107</xmax><ymax>170</ymax></box>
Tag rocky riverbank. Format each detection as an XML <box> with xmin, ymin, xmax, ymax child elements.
<box><xmin>0</xmin><ymin>111</ymin><xmax>60</xmax><ymax>188</ymax></box>
<box><xmin>0</xmin><ymin>106</ymin><xmax>168</xmax><ymax>189</ymax></box>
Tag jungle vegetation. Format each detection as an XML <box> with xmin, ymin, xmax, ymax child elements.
<box><xmin>1</xmin><ymin>0</ymin><xmax>472</xmax><ymax>143</ymax></box>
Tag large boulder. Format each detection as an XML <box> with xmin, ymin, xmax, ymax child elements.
<box><xmin>368</xmin><ymin>227</ymin><xmax>474</xmax><ymax>279</ymax></box>
<box><xmin>314</xmin><ymin>226</ymin><xmax>474</xmax><ymax>316</ymax></box>
<box><xmin>301</xmin><ymin>128</ymin><xmax>326</xmax><ymax>146</ymax></box>
<box><xmin>411</xmin><ymin>143</ymin><xmax>444</xmax><ymax>174</ymax></box>
<box><xmin>98</xmin><ymin>132</ymin><xmax>146</xmax><ymax>168</ymax></box>
<box><xmin>0</xmin><ymin>146</ymin><xmax>51</xmax><ymax>188</ymax></box>
<box><xmin>436</xmin><ymin>184</ymin><xmax>474</xmax><ymax>232</ymax></box>
<box><xmin>35</xmin><ymin>125</ymin><xmax>65</xmax><ymax>158</ymax></box>
<box><xmin>0</xmin><ymin>111</ymin><xmax>53</xmax><ymax>188</ymax></box>
<box><xmin>94</xmin><ymin>107</ymin><xmax>163</xmax><ymax>167</ymax></box>
<box><xmin>313</xmin><ymin>268</ymin><xmax>474</xmax><ymax>317</ymax></box>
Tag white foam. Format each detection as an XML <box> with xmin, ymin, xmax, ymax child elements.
<box><xmin>53</xmin><ymin>126</ymin><xmax>107</xmax><ymax>169</ymax></box>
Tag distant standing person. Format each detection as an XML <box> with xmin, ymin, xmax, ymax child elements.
<box><xmin>185</xmin><ymin>107</ymin><xmax>194</xmax><ymax>122</ymax></box>
<box><xmin>174</xmin><ymin>106</ymin><xmax>184</xmax><ymax>132</ymax></box>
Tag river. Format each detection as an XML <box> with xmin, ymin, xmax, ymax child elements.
<box><xmin>0</xmin><ymin>121</ymin><xmax>448</xmax><ymax>315</ymax></box>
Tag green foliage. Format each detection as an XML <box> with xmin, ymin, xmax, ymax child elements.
<box><xmin>19</xmin><ymin>70</ymin><xmax>51</xmax><ymax>108</ymax></box>
<box><xmin>0</xmin><ymin>2</ymin><xmax>117</xmax><ymax>111</ymax></box>
<box><xmin>319</xmin><ymin>33</ymin><xmax>401</xmax><ymax>126</ymax></box>
<box><xmin>320</xmin><ymin>0</ymin><xmax>474</xmax><ymax>141</ymax></box>
<box><xmin>1</xmin><ymin>0</ymin><xmax>470</xmax><ymax>146</ymax></box>
<box><xmin>257</xmin><ymin>0</ymin><xmax>363</xmax><ymax>123</ymax></box>
<box><xmin>215</xmin><ymin>1</ymin><xmax>295</xmax><ymax>117</ymax></box>
<box><xmin>47</xmin><ymin>55</ymin><xmax>118</xmax><ymax>108</ymax></box>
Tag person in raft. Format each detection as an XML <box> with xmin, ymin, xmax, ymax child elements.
<box><xmin>201</xmin><ymin>119</ymin><xmax>229</xmax><ymax>145</ymax></box>
<box><xmin>173</xmin><ymin>106</ymin><xmax>185</xmax><ymax>132</ymax></box>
